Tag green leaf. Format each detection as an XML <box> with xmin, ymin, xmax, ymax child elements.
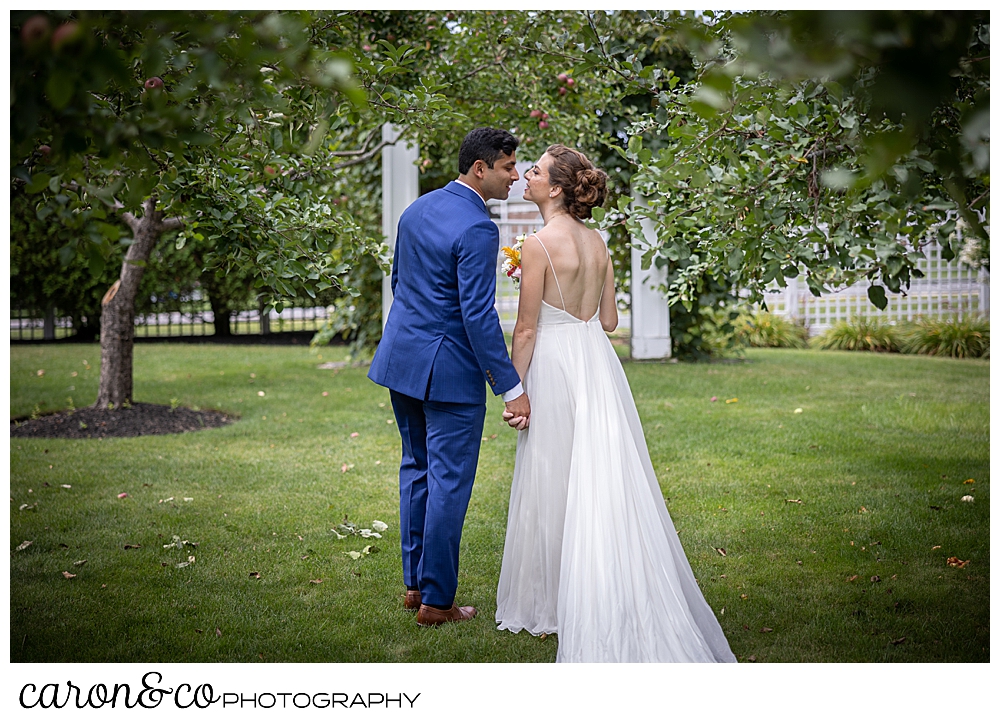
<box><xmin>867</xmin><ymin>284</ymin><xmax>888</xmax><ymax>310</ymax></box>
<box><xmin>45</xmin><ymin>73</ymin><xmax>75</xmax><ymax>110</ymax></box>
<box><xmin>25</xmin><ymin>174</ymin><xmax>52</xmax><ymax>195</ymax></box>
<box><xmin>87</xmin><ymin>246</ymin><xmax>106</xmax><ymax>277</ymax></box>
<box><xmin>591</xmin><ymin>206</ymin><xmax>606</xmax><ymax>222</ymax></box>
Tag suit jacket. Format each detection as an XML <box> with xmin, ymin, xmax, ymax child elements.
<box><xmin>368</xmin><ymin>181</ymin><xmax>521</xmax><ymax>404</ymax></box>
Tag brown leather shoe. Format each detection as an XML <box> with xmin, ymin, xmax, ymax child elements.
<box><xmin>416</xmin><ymin>604</ymin><xmax>478</xmax><ymax>627</ymax></box>
<box><xmin>404</xmin><ymin>589</ymin><xmax>422</xmax><ymax>611</ymax></box>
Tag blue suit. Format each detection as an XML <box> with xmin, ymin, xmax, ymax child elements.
<box><xmin>368</xmin><ymin>181</ymin><xmax>520</xmax><ymax>607</ymax></box>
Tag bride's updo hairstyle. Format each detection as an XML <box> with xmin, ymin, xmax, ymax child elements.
<box><xmin>544</xmin><ymin>144</ymin><xmax>608</xmax><ymax>220</ymax></box>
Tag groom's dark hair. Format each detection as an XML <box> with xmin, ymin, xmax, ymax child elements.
<box><xmin>458</xmin><ymin>127</ymin><xmax>519</xmax><ymax>174</ymax></box>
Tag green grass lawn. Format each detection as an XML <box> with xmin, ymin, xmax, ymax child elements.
<box><xmin>9</xmin><ymin>343</ymin><xmax>989</xmax><ymax>662</ymax></box>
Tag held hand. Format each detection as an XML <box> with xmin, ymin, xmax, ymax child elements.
<box><xmin>504</xmin><ymin>393</ymin><xmax>530</xmax><ymax>430</ymax></box>
<box><xmin>502</xmin><ymin>409</ymin><xmax>528</xmax><ymax>430</ymax></box>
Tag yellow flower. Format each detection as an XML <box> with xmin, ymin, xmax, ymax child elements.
<box><xmin>501</xmin><ymin>246</ymin><xmax>520</xmax><ymax>267</ymax></box>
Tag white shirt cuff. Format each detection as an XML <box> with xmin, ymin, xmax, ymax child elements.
<box><xmin>501</xmin><ymin>383</ymin><xmax>524</xmax><ymax>403</ymax></box>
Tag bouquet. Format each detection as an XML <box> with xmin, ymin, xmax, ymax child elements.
<box><xmin>501</xmin><ymin>233</ymin><xmax>527</xmax><ymax>288</ymax></box>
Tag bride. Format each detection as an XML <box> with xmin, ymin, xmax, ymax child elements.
<box><xmin>495</xmin><ymin>144</ymin><xmax>736</xmax><ymax>663</ymax></box>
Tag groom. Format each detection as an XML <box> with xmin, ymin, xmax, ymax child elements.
<box><xmin>368</xmin><ymin>127</ymin><xmax>530</xmax><ymax>626</ymax></box>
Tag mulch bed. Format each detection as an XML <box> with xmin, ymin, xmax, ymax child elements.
<box><xmin>10</xmin><ymin>402</ymin><xmax>235</xmax><ymax>439</ymax></box>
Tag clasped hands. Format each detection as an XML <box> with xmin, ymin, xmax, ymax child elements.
<box><xmin>503</xmin><ymin>393</ymin><xmax>530</xmax><ymax>431</ymax></box>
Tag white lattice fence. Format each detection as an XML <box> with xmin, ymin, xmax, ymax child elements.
<box><xmin>761</xmin><ymin>241</ymin><xmax>990</xmax><ymax>334</ymax></box>
<box><xmin>493</xmin><ymin>206</ymin><xmax>543</xmax><ymax>333</ymax></box>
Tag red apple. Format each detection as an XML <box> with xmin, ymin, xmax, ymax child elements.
<box><xmin>144</xmin><ymin>77</ymin><xmax>164</xmax><ymax>91</ymax></box>
<box><xmin>20</xmin><ymin>15</ymin><xmax>51</xmax><ymax>48</ymax></box>
<box><xmin>264</xmin><ymin>165</ymin><xmax>278</xmax><ymax>178</ymax></box>
<box><xmin>38</xmin><ymin>144</ymin><xmax>52</xmax><ymax>157</ymax></box>
<box><xmin>529</xmin><ymin>109</ymin><xmax>541</xmax><ymax>118</ymax></box>
<box><xmin>538</xmin><ymin>121</ymin><xmax>549</xmax><ymax>130</ymax></box>
<box><xmin>51</xmin><ymin>21</ymin><xmax>82</xmax><ymax>52</ymax></box>
<box><xmin>558</xmin><ymin>86</ymin><xmax>567</xmax><ymax>96</ymax></box>
<box><xmin>447</xmin><ymin>12</ymin><xmax>456</xmax><ymax>20</ymax></box>
<box><xmin>362</xmin><ymin>44</ymin><xmax>372</xmax><ymax>51</ymax></box>
<box><xmin>557</xmin><ymin>72</ymin><xmax>568</xmax><ymax>84</ymax></box>
<box><xmin>541</xmin><ymin>112</ymin><xmax>549</xmax><ymax>120</ymax></box>
<box><xmin>566</xmin><ymin>77</ymin><xmax>575</xmax><ymax>87</ymax></box>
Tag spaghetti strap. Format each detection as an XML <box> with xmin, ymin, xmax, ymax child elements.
<box><xmin>529</xmin><ymin>233</ymin><xmax>566</xmax><ymax>311</ymax></box>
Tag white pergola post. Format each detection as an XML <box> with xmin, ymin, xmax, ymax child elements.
<box><xmin>381</xmin><ymin>123</ymin><xmax>419</xmax><ymax>328</ymax></box>
<box><xmin>629</xmin><ymin>196</ymin><xmax>672</xmax><ymax>360</ymax></box>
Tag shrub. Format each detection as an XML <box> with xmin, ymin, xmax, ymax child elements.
<box><xmin>812</xmin><ymin>318</ymin><xmax>900</xmax><ymax>352</ymax></box>
<box><xmin>898</xmin><ymin>316</ymin><xmax>990</xmax><ymax>359</ymax></box>
<box><xmin>735</xmin><ymin>310</ymin><xmax>808</xmax><ymax>348</ymax></box>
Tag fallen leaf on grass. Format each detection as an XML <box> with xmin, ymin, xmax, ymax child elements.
<box><xmin>124</xmin><ymin>544</ymin><xmax>142</xmax><ymax>549</ymax></box>
<box><xmin>216</xmin><ymin>628</ymin><xmax>222</xmax><ymax>638</ymax></box>
<box><xmin>540</xmin><ymin>633</ymin><xmax>548</xmax><ymax>641</ymax></box>
<box><xmin>793</xmin><ymin>408</ymin><xmax>803</xmax><ymax>414</ymax></box>
<box><xmin>340</xmin><ymin>463</ymin><xmax>355</xmax><ymax>473</ymax></box>
<box><xmin>19</xmin><ymin>503</ymin><xmax>37</xmax><ymax>511</ymax></box>
<box><xmin>846</xmin><ymin>575</ymin><xmax>858</xmax><ymax>582</ymax></box>
<box><xmin>117</xmin><ymin>493</ymin><xmax>128</xmax><ymax>499</ymax></box>
<box><xmin>760</xmin><ymin>627</ymin><xmax>773</xmax><ymax>633</ymax></box>
<box><xmin>62</xmin><ymin>571</ymin><xmax>76</xmax><ymax>579</ymax></box>
<box><xmin>73</xmin><ymin>560</ymin><xmax>87</xmax><ymax>567</ymax></box>
<box><xmin>786</xmin><ymin>499</ymin><xmax>803</xmax><ymax>504</ymax></box>
<box><xmin>350</xmin><ymin>432</ymin><xmax>359</xmax><ymax>438</ymax></box>
<box><xmin>249</xmin><ymin>572</ymin><xmax>261</xmax><ymax>579</ymax></box>
<box><xmin>61</xmin><ymin>484</ymin><xmax>72</xmax><ymax>489</ymax></box>
<box><xmin>309</xmin><ymin>579</ymin><xmax>323</xmax><ymax>585</ymax></box>
<box><xmin>372</xmin><ymin>520</ymin><xmax>388</xmax><ymax>532</ymax></box>
<box><xmin>740</xmin><ymin>594</ymin><xmax>748</xmax><ymax>600</ymax></box>
<box><xmin>747</xmin><ymin>655</ymin><xmax>757</xmax><ymax>662</ymax></box>
<box><xmin>960</xmin><ymin>495</ymin><xmax>974</xmax><ymax>503</ymax></box>
<box><xmin>890</xmin><ymin>637</ymin><xmax>906</xmax><ymax>646</ymax></box>
<box><xmin>962</xmin><ymin>478</ymin><xmax>974</xmax><ymax>484</ymax></box>
<box><xmin>931</xmin><ymin>545</ymin><xmax>941</xmax><ymax>550</ymax></box>
<box><xmin>725</xmin><ymin>397</ymin><xmax>738</xmax><ymax>404</ymax></box>
<box><xmin>859</xmin><ymin>506</ymin><xmax>868</xmax><ymax>513</ymax></box>
<box><xmin>713</xmin><ymin>547</ymin><xmax>726</xmax><ymax>556</ymax></box>
<box><xmin>946</xmin><ymin>557</ymin><xmax>969</xmax><ymax>568</ymax></box>
<box><xmin>344</xmin><ymin>550</ymin><xmax>362</xmax><ymax>560</ymax></box>
<box><xmin>870</xmin><ymin>575</ymin><xmax>880</xmax><ymax>583</ymax></box>
<box><xmin>195</xmin><ymin>629</ymin><xmax>204</xmax><ymax>634</ymax></box>
<box><xmin>15</xmin><ymin>541</ymin><xmax>33</xmax><ymax>552</ymax></box>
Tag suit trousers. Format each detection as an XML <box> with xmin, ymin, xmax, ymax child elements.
<box><xmin>390</xmin><ymin>390</ymin><xmax>487</xmax><ymax>608</ymax></box>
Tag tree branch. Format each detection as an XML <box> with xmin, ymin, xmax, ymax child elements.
<box><xmin>161</xmin><ymin>217</ymin><xmax>185</xmax><ymax>231</ymax></box>
<box><xmin>122</xmin><ymin>212</ymin><xmax>140</xmax><ymax>235</ymax></box>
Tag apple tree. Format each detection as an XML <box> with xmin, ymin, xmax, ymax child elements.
<box><xmin>11</xmin><ymin>10</ymin><xmax>462</xmax><ymax>407</ymax></box>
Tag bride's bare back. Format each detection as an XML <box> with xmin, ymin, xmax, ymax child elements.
<box><xmin>510</xmin><ymin>214</ymin><xmax>618</xmax><ymax>383</ymax></box>
<box><xmin>530</xmin><ymin>218</ymin><xmax>609</xmax><ymax>321</ymax></box>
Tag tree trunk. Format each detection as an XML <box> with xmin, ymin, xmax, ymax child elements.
<box><xmin>43</xmin><ymin>305</ymin><xmax>56</xmax><ymax>341</ymax></box>
<box><xmin>93</xmin><ymin>197</ymin><xmax>183</xmax><ymax>409</ymax></box>
<box><xmin>201</xmin><ymin>273</ymin><xmax>233</xmax><ymax>337</ymax></box>
<box><xmin>212</xmin><ymin>301</ymin><xmax>233</xmax><ymax>337</ymax></box>
<box><xmin>258</xmin><ymin>299</ymin><xmax>271</xmax><ymax>336</ymax></box>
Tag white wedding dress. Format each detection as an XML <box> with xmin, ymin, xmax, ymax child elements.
<box><xmin>495</xmin><ymin>246</ymin><xmax>736</xmax><ymax>663</ymax></box>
